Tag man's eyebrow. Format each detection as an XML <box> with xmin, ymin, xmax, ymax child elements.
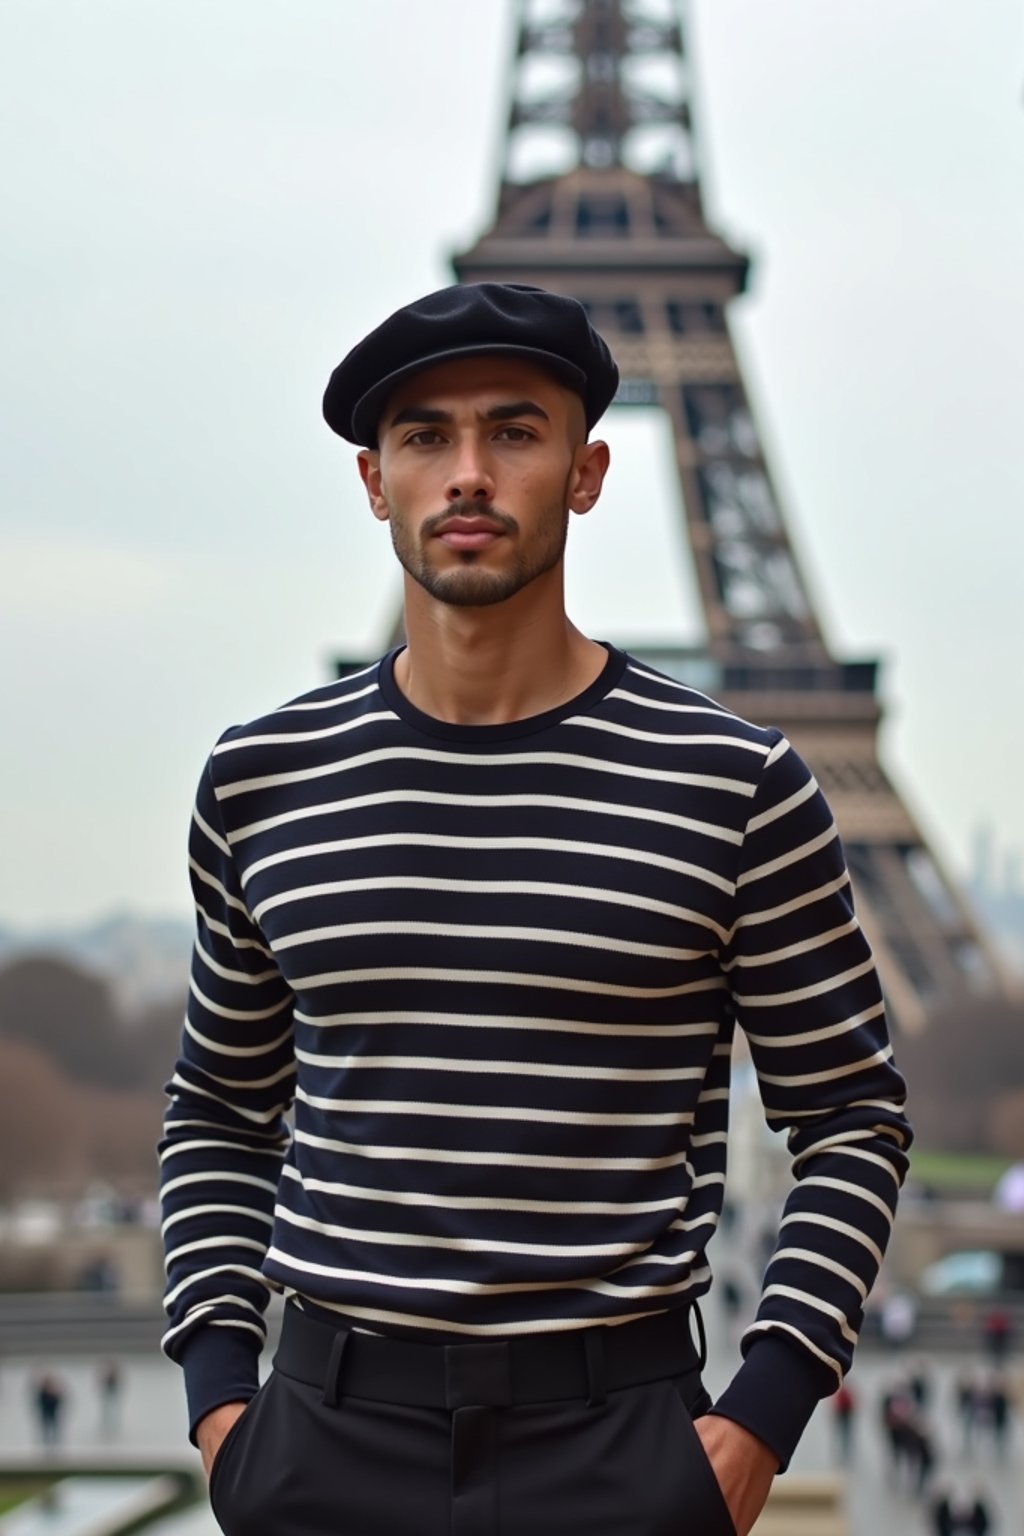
<box><xmin>388</xmin><ymin>405</ymin><xmax>453</xmax><ymax>429</ymax></box>
<box><xmin>483</xmin><ymin>401</ymin><xmax>550</xmax><ymax>423</ymax></box>
<box><xmin>387</xmin><ymin>400</ymin><xmax>551</xmax><ymax>431</ymax></box>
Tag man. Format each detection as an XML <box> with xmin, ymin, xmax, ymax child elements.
<box><xmin>160</xmin><ymin>282</ymin><xmax>912</xmax><ymax>1535</ymax></box>
<box><xmin>931</xmin><ymin>1486</ymin><xmax>993</xmax><ymax>1536</ymax></box>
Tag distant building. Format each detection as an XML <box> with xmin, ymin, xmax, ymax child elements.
<box><xmin>968</xmin><ymin>824</ymin><xmax>1024</xmax><ymax>975</ymax></box>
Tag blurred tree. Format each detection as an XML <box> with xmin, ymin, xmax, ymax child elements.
<box><xmin>0</xmin><ymin>955</ymin><xmax>135</xmax><ymax>1089</ymax></box>
<box><xmin>0</xmin><ymin>1036</ymin><xmax>164</xmax><ymax>1197</ymax></box>
<box><xmin>81</xmin><ymin>1083</ymin><xmax>164</xmax><ymax>1185</ymax></box>
<box><xmin>0</xmin><ymin>957</ymin><xmax>187</xmax><ymax>1196</ymax></box>
<box><xmin>0</xmin><ymin>1038</ymin><xmax>89</xmax><ymax>1196</ymax></box>
<box><xmin>125</xmin><ymin>996</ymin><xmax>186</xmax><ymax>1093</ymax></box>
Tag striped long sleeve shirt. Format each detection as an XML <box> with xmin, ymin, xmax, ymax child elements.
<box><xmin>160</xmin><ymin>644</ymin><xmax>911</xmax><ymax>1466</ymax></box>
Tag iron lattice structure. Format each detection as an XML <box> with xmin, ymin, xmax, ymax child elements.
<box><xmin>348</xmin><ymin>0</ymin><xmax>1007</xmax><ymax>1031</ymax></box>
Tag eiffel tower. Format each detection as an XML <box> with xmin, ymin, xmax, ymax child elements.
<box><xmin>341</xmin><ymin>0</ymin><xmax>1006</xmax><ymax>1033</ymax></box>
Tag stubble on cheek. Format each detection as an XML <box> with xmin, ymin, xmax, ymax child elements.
<box><xmin>383</xmin><ymin>476</ymin><xmax>572</xmax><ymax>608</ymax></box>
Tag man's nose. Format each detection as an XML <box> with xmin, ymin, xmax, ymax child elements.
<box><xmin>444</xmin><ymin>441</ymin><xmax>495</xmax><ymax>503</ymax></box>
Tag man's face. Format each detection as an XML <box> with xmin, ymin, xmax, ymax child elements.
<box><xmin>358</xmin><ymin>356</ymin><xmax>607</xmax><ymax>609</ymax></box>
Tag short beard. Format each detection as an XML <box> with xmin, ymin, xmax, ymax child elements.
<box><xmin>386</xmin><ymin>492</ymin><xmax>571</xmax><ymax>609</ymax></box>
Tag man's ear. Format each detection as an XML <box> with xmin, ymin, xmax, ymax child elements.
<box><xmin>567</xmin><ymin>439</ymin><xmax>611</xmax><ymax>517</ymax></box>
<box><xmin>357</xmin><ymin>449</ymin><xmax>389</xmax><ymax>522</ymax></box>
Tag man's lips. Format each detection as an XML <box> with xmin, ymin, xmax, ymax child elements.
<box><xmin>434</xmin><ymin>518</ymin><xmax>507</xmax><ymax>550</ymax></box>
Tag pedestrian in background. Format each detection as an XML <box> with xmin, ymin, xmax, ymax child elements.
<box><xmin>980</xmin><ymin>1371</ymin><xmax>1012</xmax><ymax>1461</ymax></box>
<box><xmin>880</xmin><ymin>1290</ymin><xmax>917</xmax><ymax>1351</ymax></box>
<box><xmin>931</xmin><ymin>1487</ymin><xmax>956</xmax><ymax>1536</ymax></box>
<box><xmin>880</xmin><ymin>1378</ymin><xmax>934</xmax><ymax>1495</ymax></box>
<box><xmin>906</xmin><ymin>1416</ymin><xmax>936</xmax><ymax>1498</ymax></box>
<box><xmin>931</xmin><ymin>1486</ymin><xmax>993</xmax><ymax>1536</ymax></box>
<box><xmin>955</xmin><ymin>1369</ymin><xmax>980</xmax><ymax>1456</ymax></box>
<box><xmin>829</xmin><ymin>1379</ymin><xmax>856</xmax><ymax>1463</ymax></box>
<box><xmin>965</xmin><ymin>1487</ymin><xmax>993</xmax><ymax>1535</ymax></box>
<box><xmin>97</xmin><ymin>1359</ymin><xmax>123</xmax><ymax>1438</ymax></box>
<box><xmin>907</xmin><ymin>1357</ymin><xmax>931</xmax><ymax>1413</ymax></box>
<box><xmin>717</xmin><ymin>1271</ymin><xmax>746</xmax><ymax>1346</ymax></box>
<box><xmin>982</xmin><ymin>1305</ymin><xmax>1011</xmax><ymax>1366</ymax></box>
<box><xmin>31</xmin><ymin>1371</ymin><xmax>66</xmax><ymax>1450</ymax></box>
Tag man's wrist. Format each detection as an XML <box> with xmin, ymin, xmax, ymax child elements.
<box><xmin>712</xmin><ymin>1332</ymin><xmax>836</xmax><ymax>1470</ymax></box>
<box><xmin>179</xmin><ymin>1324</ymin><xmax>262</xmax><ymax>1445</ymax></box>
<box><xmin>694</xmin><ymin>1412</ymin><xmax>778</xmax><ymax>1536</ymax></box>
<box><xmin>700</xmin><ymin>1413</ymin><xmax>780</xmax><ymax>1474</ymax></box>
<box><xmin>196</xmin><ymin>1400</ymin><xmax>249</xmax><ymax>1478</ymax></box>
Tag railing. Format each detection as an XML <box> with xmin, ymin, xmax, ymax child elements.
<box><xmin>0</xmin><ymin>1292</ymin><xmax>287</xmax><ymax>1355</ymax></box>
<box><xmin>0</xmin><ymin>1293</ymin><xmax>166</xmax><ymax>1354</ymax></box>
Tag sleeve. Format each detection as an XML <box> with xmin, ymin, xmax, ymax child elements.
<box><xmin>708</xmin><ymin>733</ymin><xmax>912</xmax><ymax>1469</ymax></box>
<box><xmin>158</xmin><ymin>749</ymin><xmax>296</xmax><ymax>1441</ymax></box>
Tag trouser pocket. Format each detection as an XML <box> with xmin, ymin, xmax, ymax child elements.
<box><xmin>667</xmin><ymin>1375</ymin><xmax>737</xmax><ymax>1536</ymax></box>
<box><xmin>208</xmin><ymin>1376</ymin><xmax>274</xmax><ymax>1534</ymax></box>
<box><xmin>495</xmin><ymin>1373</ymin><xmax>736</xmax><ymax>1536</ymax></box>
<box><xmin>210</xmin><ymin>1368</ymin><xmax>452</xmax><ymax>1536</ymax></box>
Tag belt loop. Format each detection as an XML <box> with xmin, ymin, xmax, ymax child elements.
<box><xmin>690</xmin><ymin>1301</ymin><xmax>708</xmax><ymax>1371</ymax></box>
<box><xmin>583</xmin><ymin>1329</ymin><xmax>607</xmax><ymax>1408</ymax></box>
<box><xmin>322</xmin><ymin>1328</ymin><xmax>351</xmax><ymax>1408</ymax></box>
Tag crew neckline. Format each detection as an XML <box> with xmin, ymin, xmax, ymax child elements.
<box><xmin>377</xmin><ymin>643</ymin><xmax>627</xmax><ymax>743</ymax></box>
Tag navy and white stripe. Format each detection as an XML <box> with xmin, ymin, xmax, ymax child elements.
<box><xmin>160</xmin><ymin>645</ymin><xmax>910</xmax><ymax>1457</ymax></box>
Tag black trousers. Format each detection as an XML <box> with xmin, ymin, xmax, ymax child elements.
<box><xmin>209</xmin><ymin>1304</ymin><xmax>737</xmax><ymax>1536</ymax></box>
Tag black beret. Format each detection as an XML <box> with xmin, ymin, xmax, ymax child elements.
<box><xmin>323</xmin><ymin>282</ymin><xmax>620</xmax><ymax>447</ymax></box>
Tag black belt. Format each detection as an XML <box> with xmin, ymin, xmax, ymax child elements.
<box><xmin>274</xmin><ymin>1301</ymin><xmax>705</xmax><ymax>1412</ymax></box>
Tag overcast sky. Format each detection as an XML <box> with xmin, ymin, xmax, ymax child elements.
<box><xmin>2</xmin><ymin>0</ymin><xmax>1023</xmax><ymax>929</ymax></box>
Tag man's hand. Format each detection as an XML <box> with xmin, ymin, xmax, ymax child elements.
<box><xmin>196</xmin><ymin>1401</ymin><xmax>249</xmax><ymax>1480</ymax></box>
<box><xmin>694</xmin><ymin>1414</ymin><xmax>780</xmax><ymax>1536</ymax></box>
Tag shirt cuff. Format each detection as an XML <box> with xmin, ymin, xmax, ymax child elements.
<box><xmin>180</xmin><ymin>1325</ymin><xmax>263</xmax><ymax>1444</ymax></box>
<box><xmin>707</xmin><ymin>1331</ymin><xmax>837</xmax><ymax>1471</ymax></box>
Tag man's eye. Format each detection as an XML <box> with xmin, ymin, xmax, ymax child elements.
<box><xmin>495</xmin><ymin>426</ymin><xmax>533</xmax><ymax>441</ymax></box>
<box><xmin>406</xmin><ymin>430</ymin><xmax>445</xmax><ymax>446</ymax></box>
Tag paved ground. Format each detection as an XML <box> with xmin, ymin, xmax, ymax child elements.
<box><xmin>0</xmin><ymin>1309</ymin><xmax>1019</xmax><ymax>1533</ymax></box>
<box><xmin>702</xmin><ymin>1209</ymin><xmax>1023</xmax><ymax>1535</ymax></box>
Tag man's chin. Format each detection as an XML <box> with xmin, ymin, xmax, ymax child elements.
<box><xmin>423</xmin><ymin>573</ymin><xmax>517</xmax><ymax>609</ymax></box>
